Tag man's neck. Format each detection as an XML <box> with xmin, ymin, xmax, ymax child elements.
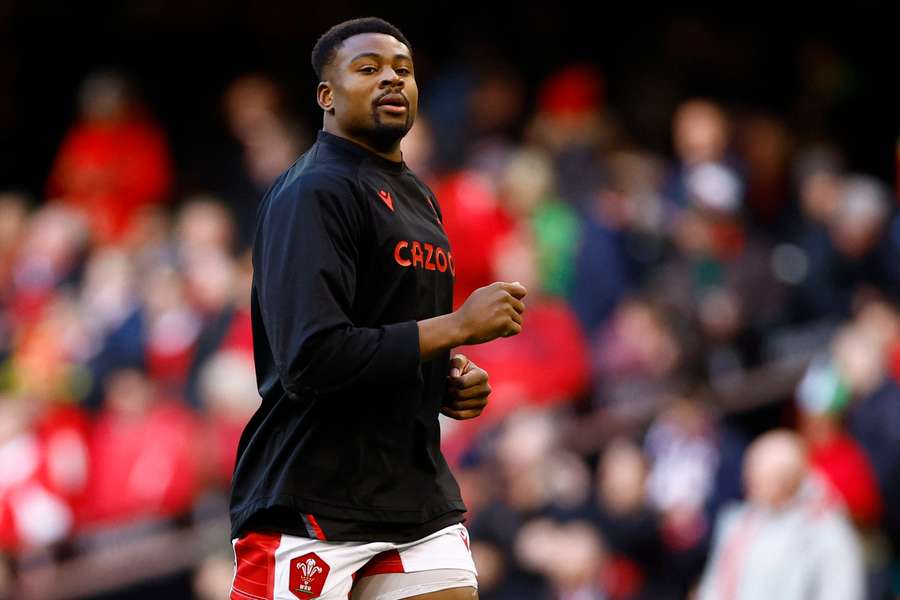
<box><xmin>323</xmin><ymin>121</ymin><xmax>403</xmax><ymax>163</ymax></box>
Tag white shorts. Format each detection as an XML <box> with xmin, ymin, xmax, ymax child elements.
<box><xmin>230</xmin><ymin>523</ymin><xmax>478</xmax><ymax>600</ymax></box>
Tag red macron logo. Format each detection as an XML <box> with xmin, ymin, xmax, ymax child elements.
<box><xmin>394</xmin><ymin>240</ymin><xmax>454</xmax><ymax>275</ymax></box>
<box><xmin>378</xmin><ymin>190</ymin><xmax>394</xmax><ymax>211</ymax></box>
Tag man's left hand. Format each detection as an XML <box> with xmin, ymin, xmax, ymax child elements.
<box><xmin>443</xmin><ymin>354</ymin><xmax>490</xmax><ymax>420</ymax></box>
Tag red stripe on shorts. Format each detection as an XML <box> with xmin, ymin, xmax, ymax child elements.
<box><xmin>357</xmin><ymin>549</ymin><xmax>405</xmax><ymax>578</ymax></box>
<box><xmin>232</xmin><ymin>532</ymin><xmax>281</xmax><ymax>600</ymax></box>
<box><xmin>306</xmin><ymin>513</ymin><xmax>327</xmax><ymax>540</ymax></box>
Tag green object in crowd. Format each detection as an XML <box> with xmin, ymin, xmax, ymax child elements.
<box><xmin>532</xmin><ymin>199</ymin><xmax>581</xmax><ymax>297</ymax></box>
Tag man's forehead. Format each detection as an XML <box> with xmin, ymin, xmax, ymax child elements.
<box><xmin>337</xmin><ymin>33</ymin><xmax>412</xmax><ymax>63</ymax></box>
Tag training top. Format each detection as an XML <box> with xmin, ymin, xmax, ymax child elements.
<box><xmin>229</xmin><ymin>129</ymin><xmax>466</xmax><ymax>543</ymax></box>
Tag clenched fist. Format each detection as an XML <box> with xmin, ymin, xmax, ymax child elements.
<box><xmin>442</xmin><ymin>354</ymin><xmax>490</xmax><ymax>420</ymax></box>
<box><xmin>453</xmin><ymin>281</ymin><xmax>527</xmax><ymax>345</ymax></box>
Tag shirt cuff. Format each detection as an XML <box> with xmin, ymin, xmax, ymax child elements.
<box><xmin>372</xmin><ymin>320</ymin><xmax>421</xmax><ymax>380</ymax></box>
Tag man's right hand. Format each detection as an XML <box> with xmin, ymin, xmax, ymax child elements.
<box><xmin>453</xmin><ymin>281</ymin><xmax>527</xmax><ymax>345</ymax></box>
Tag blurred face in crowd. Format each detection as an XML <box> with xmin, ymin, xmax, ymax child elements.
<box><xmin>856</xmin><ymin>300</ymin><xmax>900</xmax><ymax>350</ymax></box>
<box><xmin>400</xmin><ymin>117</ymin><xmax>434</xmax><ymax>174</ymax></box>
<box><xmin>175</xmin><ymin>199</ymin><xmax>235</xmax><ymax>258</ymax></box>
<box><xmin>81</xmin><ymin>247</ymin><xmax>135</xmax><ymax>321</ymax></box>
<box><xmin>106</xmin><ymin>369</ymin><xmax>154</xmax><ymax>418</ymax></box>
<box><xmin>743</xmin><ymin>431</ymin><xmax>807</xmax><ymax>509</ymax></box>
<box><xmin>800</xmin><ymin>170</ymin><xmax>842</xmax><ymax>224</ymax></box>
<box><xmin>500</xmin><ymin>148</ymin><xmax>555</xmax><ymax>218</ymax></box>
<box><xmin>19</xmin><ymin>205</ymin><xmax>88</xmax><ymax>272</ymax></box>
<box><xmin>142</xmin><ymin>264</ymin><xmax>189</xmax><ymax>319</ymax></box>
<box><xmin>199</xmin><ymin>351</ymin><xmax>261</xmax><ymax>419</ymax></box>
<box><xmin>829</xmin><ymin>177</ymin><xmax>889</xmax><ymax>259</ymax></box>
<box><xmin>698</xmin><ymin>287</ymin><xmax>742</xmax><ymax>340</ymax></box>
<box><xmin>79</xmin><ymin>73</ymin><xmax>132</xmax><ymax>123</ymax></box>
<box><xmin>598</xmin><ymin>438</ymin><xmax>647</xmax><ymax>515</ymax></box>
<box><xmin>491</xmin><ymin>228</ymin><xmax>541</xmax><ymax>295</ymax></box>
<box><xmin>468</xmin><ymin>66</ymin><xmax>525</xmax><ymax>134</ymax></box>
<box><xmin>0</xmin><ymin>193</ymin><xmax>28</xmax><ymax>252</ymax></box>
<box><xmin>598</xmin><ymin>152</ymin><xmax>665</xmax><ymax>233</ymax></box>
<box><xmin>613</xmin><ymin>300</ymin><xmax>680</xmax><ymax>376</ymax></box>
<box><xmin>832</xmin><ymin>325</ymin><xmax>885</xmax><ymax>398</ymax></box>
<box><xmin>223</xmin><ymin>75</ymin><xmax>282</xmax><ymax>141</ymax></box>
<box><xmin>673</xmin><ymin>207</ymin><xmax>716</xmax><ymax>255</ymax></box>
<box><xmin>0</xmin><ymin>397</ymin><xmax>32</xmax><ymax>444</ymax></box>
<box><xmin>738</xmin><ymin>115</ymin><xmax>789</xmax><ymax>181</ymax></box>
<box><xmin>516</xmin><ymin>520</ymin><xmax>605</xmax><ymax>592</ymax></box>
<box><xmin>318</xmin><ymin>33</ymin><xmax>418</xmax><ymax>151</ymax></box>
<box><xmin>673</xmin><ymin>100</ymin><xmax>729</xmax><ymax>166</ymax></box>
<box><xmin>185</xmin><ymin>250</ymin><xmax>236</xmax><ymax>313</ymax></box>
<box><xmin>242</xmin><ymin>117</ymin><xmax>304</xmax><ymax>186</ymax></box>
<box><xmin>496</xmin><ymin>412</ymin><xmax>557</xmax><ymax>510</ymax></box>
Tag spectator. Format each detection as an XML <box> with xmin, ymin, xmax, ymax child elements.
<box><xmin>198</xmin><ymin>350</ymin><xmax>260</xmax><ymax>487</ymax></box>
<box><xmin>526</xmin><ymin>65</ymin><xmax>616</xmax><ymax>206</ymax></box>
<box><xmin>796</xmin><ymin>356</ymin><xmax>882</xmax><ymax>526</ymax></box>
<box><xmin>6</xmin><ymin>205</ymin><xmax>89</xmax><ymax>329</ymax></box>
<box><xmin>652</xmin><ymin>161</ymin><xmax>783</xmax><ymax>381</ymax></box>
<box><xmin>220</xmin><ymin>74</ymin><xmax>306</xmax><ymax>248</ymax></box>
<box><xmin>590</xmin><ymin>299</ymin><xmax>681</xmax><ymax>424</ymax></box>
<box><xmin>697</xmin><ymin>430</ymin><xmax>864</xmax><ymax>600</ymax></box>
<box><xmin>467</xmin><ymin>412</ymin><xmax>561</xmax><ymax>599</ymax></box>
<box><xmin>663</xmin><ymin>99</ymin><xmax>736</xmax><ymax>210</ymax></box>
<box><xmin>734</xmin><ymin>113</ymin><xmax>793</xmax><ymax>231</ymax></box>
<box><xmin>80</xmin><ymin>369</ymin><xmax>202</xmax><ymax>527</ymax></box>
<box><xmin>789</xmin><ymin>175</ymin><xmax>898</xmax><ymax>322</ymax></box>
<box><xmin>0</xmin><ymin>394</ymin><xmax>89</xmax><ymax>552</ymax></box>
<box><xmin>499</xmin><ymin>147</ymin><xmax>581</xmax><ymax>298</ymax></box>
<box><xmin>591</xmin><ymin>438</ymin><xmax>672</xmax><ymax>600</ymax></box>
<box><xmin>643</xmin><ymin>391</ymin><xmax>744</xmax><ymax>593</ymax></box>
<box><xmin>570</xmin><ymin>151</ymin><xmax>668</xmax><ymax>336</ymax></box>
<box><xmin>46</xmin><ymin>72</ymin><xmax>172</xmax><ymax>245</ymax></box>
<box><xmin>838</xmin><ymin>311</ymin><xmax>900</xmax><ymax>548</ymax></box>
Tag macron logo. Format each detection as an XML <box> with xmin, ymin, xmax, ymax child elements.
<box><xmin>378</xmin><ymin>190</ymin><xmax>394</xmax><ymax>212</ymax></box>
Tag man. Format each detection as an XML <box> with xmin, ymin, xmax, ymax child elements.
<box><xmin>229</xmin><ymin>17</ymin><xmax>527</xmax><ymax>600</ymax></box>
<box><xmin>697</xmin><ymin>430</ymin><xmax>864</xmax><ymax>600</ymax></box>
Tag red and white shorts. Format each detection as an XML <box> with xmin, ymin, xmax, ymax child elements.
<box><xmin>230</xmin><ymin>523</ymin><xmax>478</xmax><ymax>600</ymax></box>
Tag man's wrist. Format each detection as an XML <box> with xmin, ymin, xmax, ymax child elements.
<box><xmin>446</xmin><ymin>311</ymin><xmax>468</xmax><ymax>348</ymax></box>
<box><xmin>418</xmin><ymin>312</ymin><xmax>468</xmax><ymax>361</ymax></box>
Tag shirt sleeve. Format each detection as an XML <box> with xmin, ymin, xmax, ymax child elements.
<box><xmin>255</xmin><ymin>171</ymin><xmax>420</xmax><ymax>398</ymax></box>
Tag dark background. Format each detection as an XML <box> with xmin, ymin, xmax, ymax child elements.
<box><xmin>1</xmin><ymin>0</ymin><xmax>895</xmax><ymax>201</ymax></box>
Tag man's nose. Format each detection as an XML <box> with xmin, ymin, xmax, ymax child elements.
<box><xmin>380</xmin><ymin>69</ymin><xmax>404</xmax><ymax>87</ymax></box>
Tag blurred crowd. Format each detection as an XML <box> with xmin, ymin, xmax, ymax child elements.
<box><xmin>0</xmin><ymin>60</ymin><xmax>898</xmax><ymax>600</ymax></box>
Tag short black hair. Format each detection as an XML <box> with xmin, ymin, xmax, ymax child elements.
<box><xmin>311</xmin><ymin>17</ymin><xmax>412</xmax><ymax>82</ymax></box>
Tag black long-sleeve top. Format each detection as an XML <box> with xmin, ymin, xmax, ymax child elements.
<box><xmin>229</xmin><ymin>130</ymin><xmax>466</xmax><ymax>542</ymax></box>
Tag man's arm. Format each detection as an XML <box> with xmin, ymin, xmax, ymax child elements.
<box><xmin>417</xmin><ymin>281</ymin><xmax>527</xmax><ymax>361</ymax></box>
<box><xmin>417</xmin><ymin>312</ymin><xmax>463</xmax><ymax>361</ymax></box>
<box><xmin>424</xmin><ymin>282</ymin><xmax>528</xmax><ymax>421</ymax></box>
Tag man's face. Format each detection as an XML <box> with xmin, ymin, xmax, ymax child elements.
<box><xmin>320</xmin><ymin>33</ymin><xmax>418</xmax><ymax>149</ymax></box>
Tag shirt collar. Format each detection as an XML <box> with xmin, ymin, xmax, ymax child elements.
<box><xmin>316</xmin><ymin>130</ymin><xmax>406</xmax><ymax>173</ymax></box>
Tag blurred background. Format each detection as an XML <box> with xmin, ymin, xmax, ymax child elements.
<box><xmin>1</xmin><ymin>2</ymin><xmax>898</xmax><ymax>599</ymax></box>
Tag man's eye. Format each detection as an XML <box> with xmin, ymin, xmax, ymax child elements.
<box><xmin>359</xmin><ymin>66</ymin><xmax>377</xmax><ymax>74</ymax></box>
<box><xmin>397</xmin><ymin>68</ymin><xmax>411</xmax><ymax>75</ymax></box>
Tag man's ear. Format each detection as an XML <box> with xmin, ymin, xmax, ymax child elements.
<box><xmin>317</xmin><ymin>81</ymin><xmax>335</xmax><ymax>114</ymax></box>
